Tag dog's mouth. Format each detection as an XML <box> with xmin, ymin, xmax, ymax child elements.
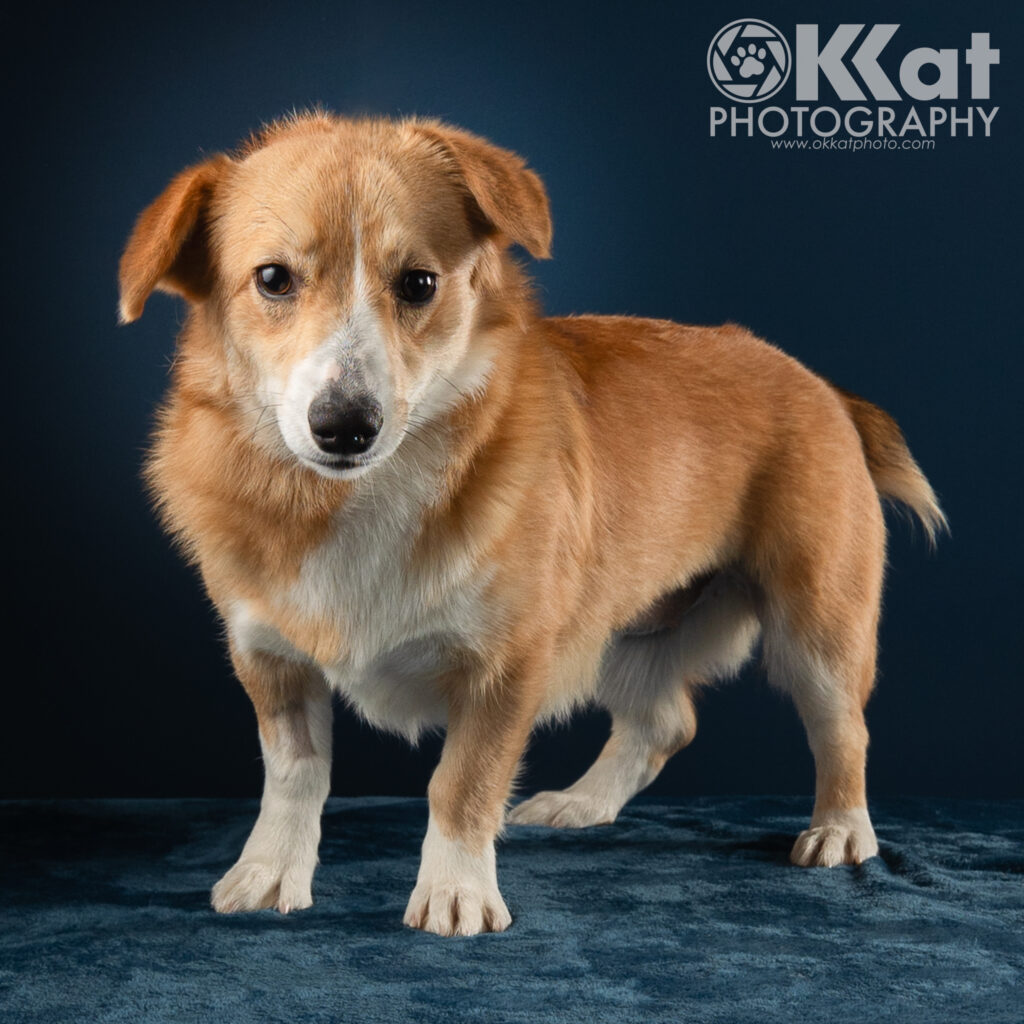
<box><xmin>300</xmin><ymin>452</ymin><xmax>378</xmax><ymax>479</ymax></box>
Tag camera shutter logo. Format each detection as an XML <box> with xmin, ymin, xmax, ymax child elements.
<box><xmin>708</xmin><ymin>19</ymin><xmax>792</xmax><ymax>102</ymax></box>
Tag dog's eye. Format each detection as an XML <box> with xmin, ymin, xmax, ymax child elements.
<box><xmin>397</xmin><ymin>270</ymin><xmax>437</xmax><ymax>305</ymax></box>
<box><xmin>255</xmin><ymin>264</ymin><xmax>294</xmax><ymax>298</ymax></box>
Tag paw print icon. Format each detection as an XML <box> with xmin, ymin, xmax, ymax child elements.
<box><xmin>708</xmin><ymin>20</ymin><xmax>792</xmax><ymax>102</ymax></box>
<box><xmin>732</xmin><ymin>44</ymin><xmax>768</xmax><ymax>79</ymax></box>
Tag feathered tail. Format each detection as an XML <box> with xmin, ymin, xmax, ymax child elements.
<box><xmin>835</xmin><ymin>387</ymin><xmax>948</xmax><ymax>546</ymax></box>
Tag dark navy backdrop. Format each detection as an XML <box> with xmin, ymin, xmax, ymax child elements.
<box><xmin>5</xmin><ymin>1</ymin><xmax>1020</xmax><ymax>798</ymax></box>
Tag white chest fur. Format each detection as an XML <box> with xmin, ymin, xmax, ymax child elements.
<box><xmin>228</xmin><ymin>441</ymin><xmax>495</xmax><ymax>741</ymax></box>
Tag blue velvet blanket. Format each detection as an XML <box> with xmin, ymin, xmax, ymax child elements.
<box><xmin>1</xmin><ymin>796</ymin><xmax>1021</xmax><ymax>1023</ymax></box>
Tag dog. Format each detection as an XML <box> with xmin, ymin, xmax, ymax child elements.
<box><xmin>119</xmin><ymin>112</ymin><xmax>945</xmax><ymax>936</ymax></box>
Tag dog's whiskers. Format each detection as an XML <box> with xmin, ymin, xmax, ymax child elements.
<box><xmin>437</xmin><ymin>374</ymin><xmax>469</xmax><ymax>401</ymax></box>
<box><xmin>246</xmin><ymin>403</ymin><xmax>282</xmax><ymax>446</ymax></box>
<box><xmin>235</xmin><ymin>188</ymin><xmax>301</xmax><ymax>247</ymax></box>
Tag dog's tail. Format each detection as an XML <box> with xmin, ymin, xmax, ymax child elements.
<box><xmin>836</xmin><ymin>387</ymin><xmax>948</xmax><ymax>547</ymax></box>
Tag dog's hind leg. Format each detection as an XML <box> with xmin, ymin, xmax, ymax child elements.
<box><xmin>211</xmin><ymin>649</ymin><xmax>332</xmax><ymax>913</ymax></box>
<box><xmin>759</xmin><ymin>501</ymin><xmax>885</xmax><ymax>867</ymax></box>
<box><xmin>508</xmin><ymin>571</ymin><xmax>760</xmax><ymax>828</ymax></box>
<box><xmin>764</xmin><ymin>608</ymin><xmax>881</xmax><ymax>866</ymax></box>
<box><xmin>507</xmin><ymin>684</ymin><xmax>701</xmax><ymax>828</ymax></box>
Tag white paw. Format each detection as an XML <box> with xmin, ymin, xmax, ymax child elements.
<box><xmin>403</xmin><ymin>880</ymin><xmax>511</xmax><ymax>936</ymax></box>
<box><xmin>404</xmin><ymin>813</ymin><xmax>511</xmax><ymax>936</ymax></box>
<box><xmin>507</xmin><ymin>790</ymin><xmax>617</xmax><ymax>828</ymax></box>
<box><xmin>790</xmin><ymin>808</ymin><xmax>879</xmax><ymax>867</ymax></box>
<box><xmin>211</xmin><ymin>858</ymin><xmax>314</xmax><ymax>914</ymax></box>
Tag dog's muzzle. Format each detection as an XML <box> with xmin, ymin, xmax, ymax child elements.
<box><xmin>307</xmin><ymin>386</ymin><xmax>383</xmax><ymax>457</ymax></box>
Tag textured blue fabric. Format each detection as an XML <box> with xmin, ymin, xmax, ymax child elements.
<box><xmin>1</xmin><ymin>797</ymin><xmax>1021</xmax><ymax>1023</ymax></box>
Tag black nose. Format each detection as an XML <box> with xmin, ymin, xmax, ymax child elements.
<box><xmin>307</xmin><ymin>393</ymin><xmax>383</xmax><ymax>456</ymax></box>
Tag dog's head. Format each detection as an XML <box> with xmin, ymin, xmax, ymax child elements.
<box><xmin>120</xmin><ymin>113</ymin><xmax>551</xmax><ymax>478</ymax></box>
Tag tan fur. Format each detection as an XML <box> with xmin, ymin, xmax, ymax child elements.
<box><xmin>230</xmin><ymin>647</ymin><xmax>321</xmax><ymax>749</ymax></box>
<box><xmin>836</xmin><ymin>386</ymin><xmax>948</xmax><ymax>545</ymax></box>
<box><xmin>120</xmin><ymin>113</ymin><xmax>944</xmax><ymax>934</ymax></box>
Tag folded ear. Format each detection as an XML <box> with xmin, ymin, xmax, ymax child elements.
<box><xmin>414</xmin><ymin>123</ymin><xmax>552</xmax><ymax>260</ymax></box>
<box><xmin>118</xmin><ymin>155</ymin><xmax>231</xmax><ymax>324</ymax></box>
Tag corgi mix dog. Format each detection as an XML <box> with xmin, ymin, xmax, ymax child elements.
<box><xmin>119</xmin><ymin>112</ymin><xmax>944</xmax><ymax>936</ymax></box>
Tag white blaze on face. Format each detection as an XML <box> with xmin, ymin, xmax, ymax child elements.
<box><xmin>274</xmin><ymin>229</ymin><xmax>398</xmax><ymax>477</ymax></box>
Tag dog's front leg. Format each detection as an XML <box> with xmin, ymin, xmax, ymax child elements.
<box><xmin>404</xmin><ymin>670</ymin><xmax>540</xmax><ymax>936</ymax></box>
<box><xmin>211</xmin><ymin>649</ymin><xmax>332</xmax><ymax>914</ymax></box>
